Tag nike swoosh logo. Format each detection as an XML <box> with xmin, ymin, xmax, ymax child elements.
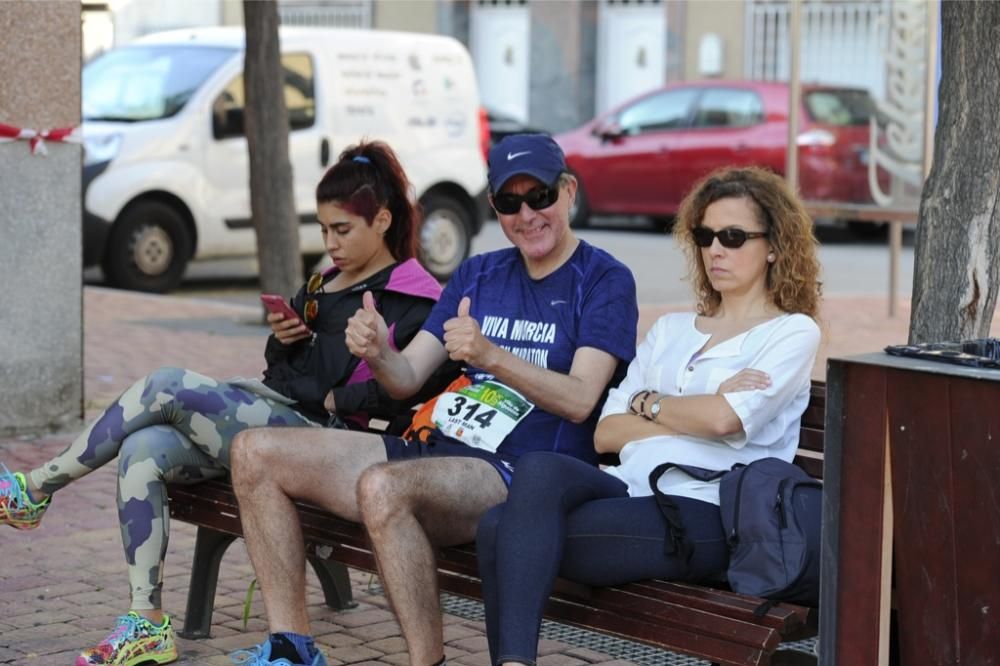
<box><xmin>507</xmin><ymin>151</ymin><xmax>531</xmax><ymax>160</ymax></box>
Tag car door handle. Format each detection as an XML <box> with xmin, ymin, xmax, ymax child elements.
<box><xmin>320</xmin><ymin>138</ymin><xmax>331</xmax><ymax>167</ymax></box>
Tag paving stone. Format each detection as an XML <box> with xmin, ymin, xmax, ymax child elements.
<box><xmin>346</xmin><ymin>619</ymin><xmax>403</xmax><ymax>642</ymax></box>
<box><xmin>446</xmin><ymin>635</ymin><xmax>490</xmax><ymax>653</ymax></box>
<box><xmin>538</xmin><ymin>654</ymin><xmax>588</xmax><ymax>666</ymax></box>
<box><xmin>364</xmin><ymin>635</ymin><xmax>408</xmax><ymax>654</ymax></box>
<box><xmin>2</xmin><ymin>608</ymin><xmax>84</xmax><ymax>629</ymax></box>
<box><xmin>333</xmin><ymin>608</ymin><xmax>397</xmax><ymax>628</ymax></box>
<box><xmin>450</xmin><ymin>651</ymin><xmax>494</xmax><ymax>666</ymax></box>
<box><xmin>325</xmin><ymin>644</ymin><xmax>385</xmax><ymax>663</ymax></box>
<box><xmin>564</xmin><ymin>646</ymin><xmax>620</xmax><ymax>663</ymax></box>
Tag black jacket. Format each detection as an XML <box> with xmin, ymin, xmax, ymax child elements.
<box><xmin>262</xmin><ymin>259</ymin><xmax>459</xmax><ymax>427</ymax></box>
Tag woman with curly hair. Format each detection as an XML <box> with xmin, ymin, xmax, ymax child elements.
<box><xmin>475</xmin><ymin>166</ymin><xmax>823</xmax><ymax>666</ymax></box>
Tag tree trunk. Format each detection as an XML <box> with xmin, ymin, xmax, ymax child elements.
<box><xmin>909</xmin><ymin>2</ymin><xmax>1000</xmax><ymax>344</ymax></box>
<box><xmin>243</xmin><ymin>0</ymin><xmax>302</xmax><ymax>302</ymax></box>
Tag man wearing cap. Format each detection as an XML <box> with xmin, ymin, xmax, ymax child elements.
<box><xmin>227</xmin><ymin>134</ymin><xmax>638</xmax><ymax>666</ymax></box>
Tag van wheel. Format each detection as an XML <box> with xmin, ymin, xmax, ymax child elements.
<box><xmin>102</xmin><ymin>201</ymin><xmax>192</xmax><ymax>293</ymax></box>
<box><xmin>569</xmin><ymin>176</ymin><xmax>591</xmax><ymax>229</ymax></box>
<box><xmin>420</xmin><ymin>194</ymin><xmax>471</xmax><ymax>281</ymax></box>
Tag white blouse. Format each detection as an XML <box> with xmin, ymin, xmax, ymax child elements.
<box><xmin>600</xmin><ymin>311</ymin><xmax>820</xmax><ymax>505</ymax></box>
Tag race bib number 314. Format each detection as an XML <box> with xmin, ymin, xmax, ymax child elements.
<box><xmin>430</xmin><ymin>381</ymin><xmax>534</xmax><ymax>453</ymax></box>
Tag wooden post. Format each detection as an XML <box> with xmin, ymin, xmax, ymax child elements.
<box><xmin>785</xmin><ymin>0</ymin><xmax>802</xmax><ymax>190</ymax></box>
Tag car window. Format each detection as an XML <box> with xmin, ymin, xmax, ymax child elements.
<box><xmin>84</xmin><ymin>46</ymin><xmax>236</xmax><ymax>122</ymax></box>
<box><xmin>617</xmin><ymin>89</ymin><xmax>698</xmax><ymax>134</ymax></box>
<box><xmin>692</xmin><ymin>89</ymin><xmax>764</xmax><ymax>128</ymax></box>
<box><xmin>805</xmin><ymin>89</ymin><xmax>872</xmax><ymax>126</ymax></box>
<box><xmin>212</xmin><ymin>52</ymin><xmax>316</xmax><ymax>139</ymax></box>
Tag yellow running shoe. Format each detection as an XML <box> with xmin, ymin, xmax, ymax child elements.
<box><xmin>76</xmin><ymin>612</ymin><xmax>178</xmax><ymax>666</ymax></box>
<box><xmin>0</xmin><ymin>464</ymin><xmax>49</xmax><ymax>530</ymax></box>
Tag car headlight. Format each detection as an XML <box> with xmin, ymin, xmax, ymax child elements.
<box><xmin>83</xmin><ymin>133</ymin><xmax>122</xmax><ymax>166</ymax></box>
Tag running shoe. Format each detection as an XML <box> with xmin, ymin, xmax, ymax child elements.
<box><xmin>76</xmin><ymin>612</ymin><xmax>178</xmax><ymax>666</ymax></box>
<box><xmin>0</xmin><ymin>463</ymin><xmax>50</xmax><ymax>530</ymax></box>
<box><xmin>230</xmin><ymin>639</ymin><xmax>327</xmax><ymax>665</ymax></box>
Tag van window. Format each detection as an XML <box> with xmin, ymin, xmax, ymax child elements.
<box><xmin>213</xmin><ymin>52</ymin><xmax>316</xmax><ymax>139</ymax></box>
<box><xmin>83</xmin><ymin>46</ymin><xmax>235</xmax><ymax>122</ymax></box>
<box><xmin>692</xmin><ymin>89</ymin><xmax>764</xmax><ymax>128</ymax></box>
<box><xmin>617</xmin><ymin>89</ymin><xmax>698</xmax><ymax>134</ymax></box>
<box><xmin>805</xmin><ymin>89</ymin><xmax>872</xmax><ymax>126</ymax></box>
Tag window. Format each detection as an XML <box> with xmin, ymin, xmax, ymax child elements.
<box><xmin>617</xmin><ymin>88</ymin><xmax>698</xmax><ymax>134</ymax></box>
<box><xmin>84</xmin><ymin>46</ymin><xmax>235</xmax><ymax>122</ymax></box>
<box><xmin>805</xmin><ymin>89</ymin><xmax>873</xmax><ymax>126</ymax></box>
<box><xmin>692</xmin><ymin>88</ymin><xmax>764</xmax><ymax>128</ymax></box>
<box><xmin>212</xmin><ymin>52</ymin><xmax>316</xmax><ymax>139</ymax></box>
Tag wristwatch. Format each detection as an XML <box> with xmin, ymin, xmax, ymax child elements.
<box><xmin>648</xmin><ymin>395</ymin><xmax>662</xmax><ymax>421</ymax></box>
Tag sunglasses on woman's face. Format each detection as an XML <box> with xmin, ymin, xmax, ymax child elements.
<box><xmin>492</xmin><ymin>184</ymin><xmax>560</xmax><ymax>215</ymax></box>
<box><xmin>692</xmin><ymin>226</ymin><xmax>769</xmax><ymax>249</ymax></box>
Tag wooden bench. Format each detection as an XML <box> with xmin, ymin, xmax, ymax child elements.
<box><xmin>167</xmin><ymin>381</ymin><xmax>826</xmax><ymax>666</ymax></box>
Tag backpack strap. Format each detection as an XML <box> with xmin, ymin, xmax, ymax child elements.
<box><xmin>648</xmin><ymin>462</ymin><xmax>727</xmax><ymax>565</ymax></box>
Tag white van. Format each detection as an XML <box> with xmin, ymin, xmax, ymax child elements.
<box><xmin>82</xmin><ymin>26</ymin><xmax>489</xmax><ymax>292</ymax></box>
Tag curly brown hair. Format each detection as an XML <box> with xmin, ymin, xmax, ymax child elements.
<box><xmin>673</xmin><ymin>166</ymin><xmax>822</xmax><ymax>318</ymax></box>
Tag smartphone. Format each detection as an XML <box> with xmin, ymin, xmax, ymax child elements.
<box><xmin>260</xmin><ymin>294</ymin><xmax>310</xmax><ymax>330</ymax></box>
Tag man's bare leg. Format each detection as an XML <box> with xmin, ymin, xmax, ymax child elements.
<box><xmin>357</xmin><ymin>457</ymin><xmax>507</xmax><ymax>665</ymax></box>
<box><xmin>230</xmin><ymin>427</ymin><xmax>389</xmax><ymax>634</ymax></box>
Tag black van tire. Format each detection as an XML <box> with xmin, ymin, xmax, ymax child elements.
<box><xmin>102</xmin><ymin>200</ymin><xmax>192</xmax><ymax>293</ymax></box>
<box><xmin>419</xmin><ymin>193</ymin><xmax>471</xmax><ymax>281</ymax></box>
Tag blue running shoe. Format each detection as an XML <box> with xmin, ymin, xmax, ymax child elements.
<box><xmin>230</xmin><ymin>640</ymin><xmax>327</xmax><ymax>666</ymax></box>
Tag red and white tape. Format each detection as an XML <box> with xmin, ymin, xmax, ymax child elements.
<box><xmin>0</xmin><ymin>122</ymin><xmax>81</xmax><ymax>156</ymax></box>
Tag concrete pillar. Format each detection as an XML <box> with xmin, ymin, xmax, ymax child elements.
<box><xmin>0</xmin><ymin>2</ymin><xmax>83</xmax><ymax>434</ymax></box>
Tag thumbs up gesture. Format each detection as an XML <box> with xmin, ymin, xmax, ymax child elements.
<box><xmin>346</xmin><ymin>291</ymin><xmax>389</xmax><ymax>360</ymax></box>
<box><xmin>443</xmin><ymin>296</ymin><xmax>492</xmax><ymax>366</ymax></box>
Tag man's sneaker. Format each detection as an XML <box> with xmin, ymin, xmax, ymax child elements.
<box><xmin>76</xmin><ymin>612</ymin><xmax>178</xmax><ymax>666</ymax></box>
<box><xmin>230</xmin><ymin>640</ymin><xmax>327</xmax><ymax>666</ymax></box>
<box><xmin>0</xmin><ymin>464</ymin><xmax>49</xmax><ymax>530</ymax></box>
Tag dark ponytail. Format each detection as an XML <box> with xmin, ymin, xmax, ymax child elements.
<box><xmin>315</xmin><ymin>140</ymin><xmax>419</xmax><ymax>261</ymax></box>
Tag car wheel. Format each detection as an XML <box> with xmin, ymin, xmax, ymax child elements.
<box><xmin>102</xmin><ymin>200</ymin><xmax>192</xmax><ymax>293</ymax></box>
<box><xmin>569</xmin><ymin>175</ymin><xmax>591</xmax><ymax>229</ymax></box>
<box><xmin>652</xmin><ymin>216</ymin><xmax>675</xmax><ymax>233</ymax></box>
<box><xmin>847</xmin><ymin>220</ymin><xmax>888</xmax><ymax>241</ymax></box>
<box><xmin>420</xmin><ymin>194</ymin><xmax>471</xmax><ymax>281</ymax></box>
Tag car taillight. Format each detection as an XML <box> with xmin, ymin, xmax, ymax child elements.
<box><xmin>478</xmin><ymin>106</ymin><xmax>491</xmax><ymax>162</ymax></box>
<box><xmin>797</xmin><ymin>128</ymin><xmax>836</xmax><ymax>147</ymax></box>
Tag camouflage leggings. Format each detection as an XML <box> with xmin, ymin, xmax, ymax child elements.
<box><xmin>28</xmin><ymin>366</ymin><xmax>318</xmax><ymax>610</ymax></box>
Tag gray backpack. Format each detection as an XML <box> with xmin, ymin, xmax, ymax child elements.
<box><xmin>649</xmin><ymin>457</ymin><xmax>822</xmax><ymax>610</ymax></box>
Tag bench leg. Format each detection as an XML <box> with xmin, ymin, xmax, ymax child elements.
<box><xmin>178</xmin><ymin>527</ymin><xmax>237</xmax><ymax>639</ymax></box>
<box><xmin>307</xmin><ymin>555</ymin><xmax>357</xmax><ymax>611</ymax></box>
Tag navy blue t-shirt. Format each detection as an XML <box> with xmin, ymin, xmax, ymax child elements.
<box><xmin>422</xmin><ymin>241</ymin><xmax>638</xmax><ymax>465</ymax></box>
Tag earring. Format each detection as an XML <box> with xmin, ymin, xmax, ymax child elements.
<box><xmin>767</xmin><ymin>253</ymin><xmax>776</xmax><ymax>263</ymax></box>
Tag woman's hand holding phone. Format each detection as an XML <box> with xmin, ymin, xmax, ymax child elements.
<box><xmin>262</xmin><ymin>294</ymin><xmax>312</xmax><ymax>345</ymax></box>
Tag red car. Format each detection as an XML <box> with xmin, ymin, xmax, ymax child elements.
<box><xmin>556</xmin><ymin>80</ymin><xmax>877</xmax><ymax>228</ymax></box>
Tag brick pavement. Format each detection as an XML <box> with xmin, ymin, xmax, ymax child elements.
<box><xmin>1</xmin><ymin>286</ymin><xmax>995</xmax><ymax>665</ymax></box>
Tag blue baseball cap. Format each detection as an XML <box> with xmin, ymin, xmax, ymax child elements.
<box><xmin>487</xmin><ymin>133</ymin><xmax>566</xmax><ymax>193</ymax></box>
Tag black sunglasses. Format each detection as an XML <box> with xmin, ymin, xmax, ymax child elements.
<box><xmin>692</xmin><ymin>226</ymin><xmax>769</xmax><ymax>249</ymax></box>
<box><xmin>492</xmin><ymin>184</ymin><xmax>560</xmax><ymax>215</ymax></box>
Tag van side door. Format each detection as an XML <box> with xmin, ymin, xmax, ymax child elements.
<box><xmin>202</xmin><ymin>51</ymin><xmax>326</xmax><ymax>248</ymax></box>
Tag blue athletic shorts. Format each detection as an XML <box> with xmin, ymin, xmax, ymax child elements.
<box><xmin>381</xmin><ymin>430</ymin><xmax>515</xmax><ymax>487</ymax></box>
